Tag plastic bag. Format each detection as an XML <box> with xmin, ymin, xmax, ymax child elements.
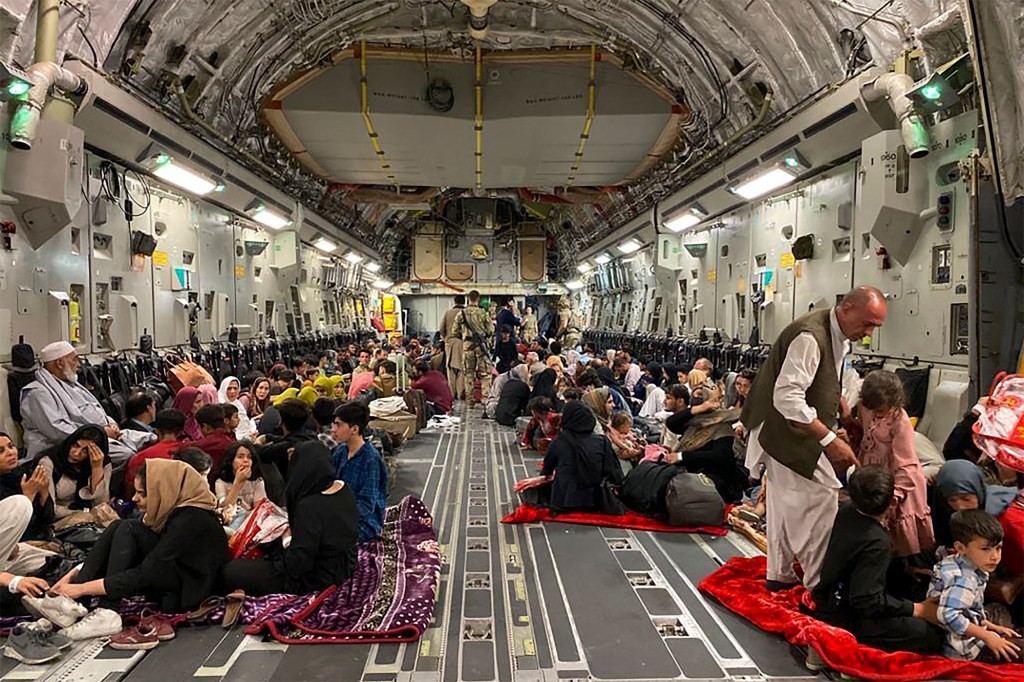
<box><xmin>973</xmin><ymin>373</ymin><xmax>1024</xmax><ymax>473</ymax></box>
<box><xmin>227</xmin><ymin>498</ymin><xmax>290</xmax><ymax>560</ymax></box>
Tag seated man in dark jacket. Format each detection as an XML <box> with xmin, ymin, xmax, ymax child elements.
<box><xmin>663</xmin><ymin>386</ymin><xmax>748</xmax><ymax>503</ymax></box>
<box><xmin>811</xmin><ymin>465</ymin><xmax>943</xmax><ymax>656</ymax></box>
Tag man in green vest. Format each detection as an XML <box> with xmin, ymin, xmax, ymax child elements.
<box><xmin>740</xmin><ymin>286</ymin><xmax>887</xmax><ymax>591</ymax></box>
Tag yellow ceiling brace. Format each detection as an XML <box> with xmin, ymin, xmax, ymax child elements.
<box><xmin>474</xmin><ymin>42</ymin><xmax>484</xmax><ymax>191</ymax></box>
<box><xmin>359</xmin><ymin>41</ymin><xmax>397</xmax><ymax>187</ymax></box>
<box><xmin>566</xmin><ymin>44</ymin><xmax>597</xmax><ymax>188</ymax></box>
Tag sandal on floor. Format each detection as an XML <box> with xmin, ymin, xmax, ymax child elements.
<box><xmin>187</xmin><ymin>596</ymin><xmax>224</xmax><ymax>622</ymax></box>
<box><xmin>221</xmin><ymin>590</ymin><xmax>245</xmax><ymax>629</ymax></box>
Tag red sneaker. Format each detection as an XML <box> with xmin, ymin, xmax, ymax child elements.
<box><xmin>108</xmin><ymin>624</ymin><xmax>159</xmax><ymax>651</ymax></box>
<box><xmin>139</xmin><ymin>609</ymin><xmax>176</xmax><ymax>641</ymax></box>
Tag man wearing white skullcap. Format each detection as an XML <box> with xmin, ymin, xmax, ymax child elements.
<box><xmin>19</xmin><ymin>341</ymin><xmax>141</xmax><ymax>463</ymax></box>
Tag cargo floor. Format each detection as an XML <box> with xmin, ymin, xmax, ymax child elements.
<box><xmin>1</xmin><ymin>403</ymin><xmax>816</xmax><ymax>682</ymax></box>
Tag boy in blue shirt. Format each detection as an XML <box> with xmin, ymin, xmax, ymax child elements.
<box><xmin>330</xmin><ymin>402</ymin><xmax>389</xmax><ymax>542</ymax></box>
<box><xmin>927</xmin><ymin>509</ymin><xmax>1021</xmax><ymax>662</ymax></box>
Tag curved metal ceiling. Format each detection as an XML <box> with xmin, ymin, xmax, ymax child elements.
<box><xmin>10</xmin><ymin>0</ymin><xmax>958</xmax><ymax>265</ymax></box>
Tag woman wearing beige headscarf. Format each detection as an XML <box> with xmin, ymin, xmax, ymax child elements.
<box><xmin>54</xmin><ymin>459</ymin><xmax>227</xmax><ymax>613</ymax></box>
<box><xmin>582</xmin><ymin>387</ymin><xmax>614</xmax><ymax>434</ymax></box>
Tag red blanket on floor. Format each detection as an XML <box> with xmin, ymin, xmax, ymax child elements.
<box><xmin>501</xmin><ymin>503</ymin><xmax>729</xmax><ymax>536</ymax></box>
<box><xmin>699</xmin><ymin>555</ymin><xmax>1024</xmax><ymax>682</ymax></box>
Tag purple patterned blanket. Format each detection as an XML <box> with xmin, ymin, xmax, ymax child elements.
<box><xmin>2</xmin><ymin>496</ymin><xmax>440</xmax><ymax>644</ymax></box>
<box><xmin>246</xmin><ymin>494</ymin><xmax>440</xmax><ymax>643</ymax></box>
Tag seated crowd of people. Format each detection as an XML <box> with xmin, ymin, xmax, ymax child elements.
<box><xmin>0</xmin><ymin>336</ymin><xmax>450</xmax><ymax>661</ymax></box>
<box><xmin>500</xmin><ymin>340</ymin><xmax>1024</xmax><ymax>667</ymax></box>
<box><xmin>2</xmin><ymin>327</ymin><xmax>1022</xmax><ymax>669</ymax></box>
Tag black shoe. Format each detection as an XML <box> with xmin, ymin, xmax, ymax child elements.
<box><xmin>765</xmin><ymin>579</ymin><xmax>799</xmax><ymax>592</ymax></box>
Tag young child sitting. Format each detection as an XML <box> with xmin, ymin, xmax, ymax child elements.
<box><xmin>811</xmin><ymin>465</ymin><xmax>944</xmax><ymax>664</ymax></box>
<box><xmin>520</xmin><ymin>397</ymin><xmax>561</xmax><ymax>451</ymax></box>
<box><xmin>927</xmin><ymin>509</ymin><xmax>1022</xmax><ymax>662</ymax></box>
<box><xmin>856</xmin><ymin>370</ymin><xmax>935</xmax><ymax>557</ymax></box>
<box><xmin>608</xmin><ymin>412</ymin><xmax>644</xmax><ymax>462</ymax></box>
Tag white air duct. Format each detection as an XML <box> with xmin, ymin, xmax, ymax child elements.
<box><xmin>461</xmin><ymin>0</ymin><xmax>498</xmax><ymax>40</ymax></box>
<box><xmin>861</xmin><ymin>72</ymin><xmax>930</xmax><ymax>159</ymax></box>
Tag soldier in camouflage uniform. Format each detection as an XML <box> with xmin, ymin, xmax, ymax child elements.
<box><xmin>439</xmin><ymin>295</ymin><xmax>466</xmax><ymax>399</ymax></box>
<box><xmin>459</xmin><ymin>290</ymin><xmax>493</xmax><ymax>404</ymax></box>
<box><xmin>557</xmin><ymin>296</ymin><xmax>581</xmax><ymax>349</ymax></box>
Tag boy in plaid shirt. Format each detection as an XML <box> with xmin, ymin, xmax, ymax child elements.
<box><xmin>927</xmin><ymin>509</ymin><xmax>1021</xmax><ymax>662</ymax></box>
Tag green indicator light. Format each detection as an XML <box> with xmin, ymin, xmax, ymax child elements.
<box><xmin>214</xmin><ymin>182</ymin><xmax>226</xmax><ymax>192</ymax></box>
<box><xmin>784</xmin><ymin>156</ymin><xmax>800</xmax><ymax>168</ymax></box>
<box><xmin>154</xmin><ymin>152</ymin><xmax>171</xmax><ymax>165</ymax></box>
<box><xmin>6</xmin><ymin>80</ymin><xmax>29</xmax><ymax>96</ymax></box>
<box><xmin>921</xmin><ymin>84</ymin><xmax>943</xmax><ymax>101</ymax></box>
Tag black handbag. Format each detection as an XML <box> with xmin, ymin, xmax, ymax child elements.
<box><xmin>597</xmin><ymin>480</ymin><xmax>627</xmax><ymax>516</ymax></box>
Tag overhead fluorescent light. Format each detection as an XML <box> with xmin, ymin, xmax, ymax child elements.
<box><xmin>730</xmin><ymin>168</ymin><xmax>797</xmax><ymax>200</ymax></box>
<box><xmin>594</xmin><ymin>252</ymin><xmax>612</xmax><ymax>265</ymax></box>
<box><xmin>616</xmin><ymin>238</ymin><xmax>642</xmax><ymax>254</ymax></box>
<box><xmin>313</xmin><ymin>238</ymin><xmax>337</xmax><ymax>253</ymax></box>
<box><xmin>138</xmin><ymin>146</ymin><xmax>220</xmax><ymax>197</ymax></box>
<box><xmin>577</xmin><ymin>262</ymin><xmax>593</xmax><ymax>273</ymax></box>
<box><xmin>246</xmin><ymin>202</ymin><xmax>292</xmax><ymax>230</ymax></box>
<box><xmin>565</xmin><ymin>279</ymin><xmax>584</xmax><ymax>290</ymax></box>
<box><xmin>665</xmin><ymin>203</ymin><xmax>708</xmax><ymax>233</ymax></box>
<box><xmin>365</xmin><ymin>261</ymin><xmax>382</xmax><ymax>273</ymax></box>
<box><xmin>344</xmin><ymin>251</ymin><xmax>364</xmax><ymax>264</ymax></box>
<box><xmin>372</xmin><ymin>279</ymin><xmax>393</xmax><ymax>290</ymax></box>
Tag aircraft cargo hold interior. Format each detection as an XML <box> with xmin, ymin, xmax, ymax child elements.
<box><xmin>0</xmin><ymin>1</ymin><xmax>1022</xmax><ymax>681</ymax></box>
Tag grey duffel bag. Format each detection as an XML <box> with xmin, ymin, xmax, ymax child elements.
<box><xmin>664</xmin><ymin>472</ymin><xmax>725</xmax><ymax>527</ymax></box>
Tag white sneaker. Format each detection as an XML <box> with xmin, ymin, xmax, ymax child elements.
<box><xmin>22</xmin><ymin>593</ymin><xmax>88</xmax><ymax>629</ymax></box>
<box><xmin>58</xmin><ymin>609</ymin><xmax>122</xmax><ymax>641</ymax></box>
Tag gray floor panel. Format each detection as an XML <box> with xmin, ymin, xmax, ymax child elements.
<box><xmin>546</xmin><ymin>525</ymin><xmax>681</xmax><ymax>680</ymax></box>
<box><xmin>221</xmin><ymin>650</ymin><xmax>288</xmax><ymax>682</ymax></box>
<box><xmin>269</xmin><ymin>643</ymin><xmax>373</xmax><ymax>681</ymax></box>
<box><xmin>635</xmin><ymin>532</ymin><xmax>742</xmax><ymax>660</ymax></box>
<box><xmin>1</xmin><ymin>402</ymin><xmax>813</xmax><ymax>681</ymax></box>
<box><xmin>665</xmin><ymin>638</ymin><xmax>726</xmax><ymax>679</ymax></box>
<box><xmin>636</xmin><ymin>587</ymin><xmax>682</xmax><ymax>615</ymax></box>
<box><xmin>526</xmin><ymin>526</ymin><xmax>581</xmax><ymax>664</ymax></box>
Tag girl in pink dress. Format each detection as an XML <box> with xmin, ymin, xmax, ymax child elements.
<box><xmin>856</xmin><ymin>370</ymin><xmax>936</xmax><ymax>557</ymax></box>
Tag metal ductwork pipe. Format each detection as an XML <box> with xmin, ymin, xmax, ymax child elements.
<box><xmin>8</xmin><ymin>0</ymin><xmax>87</xmax><ymax>149</ymax></box>
<box><xmin>461</xmin><ymin>0</ymin><xmax>498</xmax><ymax>40</ymax></box>
<box><xmin>862</xmin><ymin>72</ymin><xmax>930</xmax><ymax>159</ymax></box>
<box><xmin>9</xmin><ymin>62</ymin><xmax>85</xmax><ymax>150</ymax></box>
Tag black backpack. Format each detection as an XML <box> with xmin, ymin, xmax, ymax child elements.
<box><xmin>620</xmin><ymin>460</ymin><xmax>679</xmax><ymax>515</ymax></box>
<box><xmin>7</xmin><ymin>337</ymin><xmax>37</xmax><ymax>423</ymax></box>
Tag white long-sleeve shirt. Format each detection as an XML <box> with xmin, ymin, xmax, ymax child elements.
<box><xmin>744</xmin><ymin>308</ymin><xmax>851</xmax><ymax>487</ymax></box>
<box><xmin>624</xmin><ymin>363</ymin><xmax>643</xmax><ymax>393</ymax></box>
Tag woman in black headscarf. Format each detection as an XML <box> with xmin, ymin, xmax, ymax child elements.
<box><xmin>527</xmin><ymin>402</ymin><xmax>624</xmax><ymax>513</ymax></box>
<box><xmin>633</xmin><ymin>361</ymin><xmax>663</xmax><ymax>400</ymax></box>
<box><xmin>35</xmin><ymin>424</ymin><xmax>112</xmax><ymax>519</ymax></box>
<box><xmin>220</xmin><ymin>442</ymin><xmax>359</xmax><ymax>596</ymax></box>
<box><xmin>662</xmin><ymin>363</ymin><xmax>678</xmax><ymax>388</ymax></box>
<box><xmin>530</xmin><ymin>369</ymin><xmax>562</xmax><ymax>412</ymax></box>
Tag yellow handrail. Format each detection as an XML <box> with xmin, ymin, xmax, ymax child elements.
<box><xmin>566</xmin><ymin>44</ymin><xmax>597</xmax><ymax>188</ymax></box>
<box><xmin>474</xmin><ymin>42</ymin><xmax>484</xmax><ymax>191</ymax></box>
<box><xmin>359</xmin><ymin>40</ymin><xmax>397</xmax><ymax>187</ymax></box>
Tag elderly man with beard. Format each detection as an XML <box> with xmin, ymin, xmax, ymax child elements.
<box><xmin>20</xmin><ymin>342</ymin><xmax>148</xmax><ymax>464</ymax></box>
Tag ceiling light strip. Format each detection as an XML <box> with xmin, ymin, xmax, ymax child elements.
<box><xmin>359</xmin><ymin>41</ymin><xmax>397</xmax><ymax>187</ymax></box>
<box><xmin>566</xmin><ymin>44</ymin><xmax>597</xmax><ymax>189</ymax></box>
<box><xmin>474</xmin><ymin>42</ymin><xmax>483</xmax><ymax>191</ymax></box>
